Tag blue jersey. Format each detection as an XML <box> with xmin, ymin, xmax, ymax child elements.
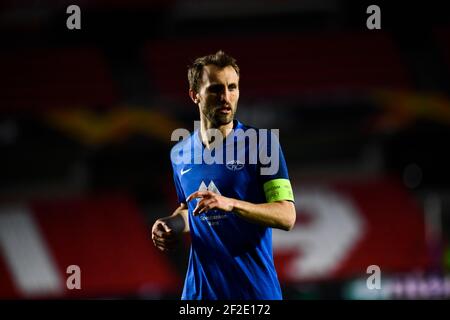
<box><xmin>170</xmin><ymin>120</ymin><xmax>294</xmax><ymax>300</ymax></box>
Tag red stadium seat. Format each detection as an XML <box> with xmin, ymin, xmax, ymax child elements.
<box><xmin>434</xmin><ymin>26</ymin><xmax>450</xmax><ymax>71</ymax></box>
<box><xmin>143</xmin><ymin>31</ymin><xmax>412</xmax><ymax>102</ymax></box>
<box><xmin>0</xmin><ymin>47</ymin><xmax>119</xmax><ymax>112</ymax></box>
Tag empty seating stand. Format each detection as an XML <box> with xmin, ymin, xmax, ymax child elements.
<box><xmin>434</xmin><ymin>26</ymin><xmax>450</xmax><ymax>74</ymax></box>
<box><xmin>143</xmin><ymin>31</ymin><xmax>412</xmax><ymax>102</ymax></box>
<box><xmin>0</xmin><ymin>47</ymin><xmax>119</xmax><ymax>112</ymax></box>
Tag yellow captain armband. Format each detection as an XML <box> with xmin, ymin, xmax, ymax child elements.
<box><xmin>263</xmin><ymin>178</ymin><xmax>295</xmax><ymax>203</ymax></box>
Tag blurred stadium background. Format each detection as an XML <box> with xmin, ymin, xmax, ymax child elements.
<box><xmin>1</xmin><ymin>0</ymin><xmax>450</xmax><ymax>300</ymax></box>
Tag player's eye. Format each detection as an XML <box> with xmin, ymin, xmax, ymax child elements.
<box><xmin>208</xmin><ymin>85</ymin><xmax>223</xmax><ymax>94</ymax></box>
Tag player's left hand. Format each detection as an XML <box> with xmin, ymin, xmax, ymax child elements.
<box><xmin>187</xmin><ymin>191</ymin><xmax>235</xmax><ymax>216</ymax></box>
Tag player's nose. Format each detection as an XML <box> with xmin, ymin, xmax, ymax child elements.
<box><xmin>220</xmin><ymin>88</ymin><xmax>232</xmax><ymax>104</ymax></box>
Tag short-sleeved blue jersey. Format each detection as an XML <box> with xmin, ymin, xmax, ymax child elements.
<box><xmin>170</xmin><ymin>120</ymin><xmax>293</xmax><ymax>300</ymax></box>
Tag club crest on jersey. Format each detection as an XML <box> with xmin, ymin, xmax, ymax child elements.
<box><xmin>198</xmin><ymin>180</ymin><xmax>221</xmax><ymax>195</ymax></box>
<box><xmin>196</xmin><ymin>180</ymin><xmax>229</xmax><ymax>226</ymax></box>
<box><xmin>226</xmin><ymin>160</ymin><xmax>244</xmax><ymax>171</ymax></box>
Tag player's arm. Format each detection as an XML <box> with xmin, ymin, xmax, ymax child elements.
<box><xmin>186</xmin><ymin>191</ymin><xmax>296</xmax><ymax>231</ymax></box>
<box><xmin>227</xmin><ymin>199</ymin><xmax>295</xmax><ymax>231</ymax></box>
<box><xmin>151</xmin><ymin>203</ymin><xmax>189</xmax><ymax>252</ymax></box>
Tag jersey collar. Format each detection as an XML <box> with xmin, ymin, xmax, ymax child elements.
<box><xmin>194</xmin><ymin>119</ymin><xmax>244</xmax><ymax>149</ymax></box>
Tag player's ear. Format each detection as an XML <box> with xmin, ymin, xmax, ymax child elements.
<box><xmin>189</xmin><ymin>89</ymin><xmax>199</xmax><ymax>104</ymax></box>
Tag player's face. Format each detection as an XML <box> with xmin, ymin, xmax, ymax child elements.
<box><xmin>195</xmin><ymin>65</ymin><xmax>239</xmax><ymax>127</ymax></box>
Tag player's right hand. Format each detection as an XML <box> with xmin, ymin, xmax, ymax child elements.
<box><xmin>151</xmin><ymin>218</ymin><xmax>180</xmax><ymax>252</ymax></box>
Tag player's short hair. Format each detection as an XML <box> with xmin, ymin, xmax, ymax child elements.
<box><xmin>188</xmin><ymin>50</ymin><xmax>240</xmax><ymax>92</ymax></box>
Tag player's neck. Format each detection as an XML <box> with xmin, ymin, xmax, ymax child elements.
<box><xmin>199</xmin><ymin>118</ymin><xmax>234</xmax><ymax>148</ymax></box>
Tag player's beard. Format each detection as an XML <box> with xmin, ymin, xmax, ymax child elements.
<box><xmin>202</xmin><ymin>104</ymin><xmax>236</xmax><ymax>128</ymax></box>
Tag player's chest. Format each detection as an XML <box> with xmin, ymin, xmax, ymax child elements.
<box><xmin>178</xmin><ymin>163</ymin><xmax>256</xmax><ymax>194</ymax></box>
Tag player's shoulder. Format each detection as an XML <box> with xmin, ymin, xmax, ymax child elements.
<box><xmin>170</xmin><ymin>131</ymin><xmax>196</xmax><ymax>165</ymax></box>
<box><xmin>236</xmin><ymin>119</ymin><xmax>277</xmax><ymax>133</ymax></box>
<box><xmin>235</xmin><ymin>120</ymin><xmax>258</xmax><ymax>131</ymax></box>
<box><xmin>233</xmin><ymin>120</ymin><xmax>268</xmax><ymax>138</ymax></box>
<box><xmin>234</xmin><ymin>120</ymin><xmax>279</xmax><ymax>142</ymax></box>
<box><xmin>170</xmin><ymin>133</ymin><xmax>194</xmax><ymax>151</ymax></box>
